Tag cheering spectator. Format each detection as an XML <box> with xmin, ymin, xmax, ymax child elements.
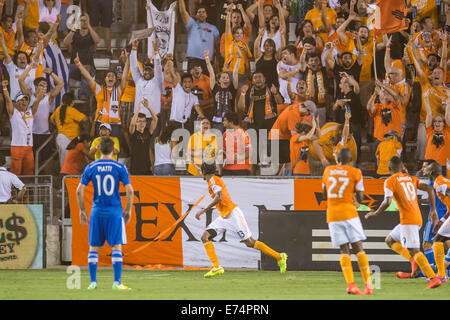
<box><xmin>38</xmin><ymin>0</ymin><xmax>61</xmax><ymax>24</ymax></box>
<box><xmin>128</xmin><ymin>99</ymin><xmax>158</xmax><ymax>175</ymax></box>
<box><xmin>160</xmin><ymin>57</ymin><xmax>175</xmax><ymax>132</ymax></box>
<box><xmin>168</xmin><ymin>69</ymin><xmax>204</xmax><ymax>131</ymax></box>
<box><xmin>64</xmin><ymin>13</ymin><xmax>101</xmax><ymax>100</ymax></box>
<box><xmin>187</xmin><ymin>118</ymin><xmax>218</xmax><ymax>176</ymax></box>
<box><xmin>304</xmin><ymin>0</ymin><xmax>337</xmax><ymax>45</ymax></box>
<box><xmin>3</xmin><ymin>80</ymin><xmax>40</xmax><ymax>176</ymax></box>
<box><xmin>19</xmin><ymin>66</ymin><xmax>64</xmax><ymax>166</ymax></box>
<box><xmin>60</xmin><ymin>134</ymin><xmax>91</xmax><ymax>176</ymax></box>
<box><xmin>367</xmin><ymin>81</ymin><xmax>402</xmax><ymax>151</ymax></box>
<box><xmin>179</xmin><ymin>0</ymin><xmax>220</xmax><ymax>75</ymax></box>
<box><xmin>258</xmin><ymin>0</ymin><xmax>286</xmax><ymax>54</ymax></box>
<box><xmin>74</xmin><ymin>53</ymin><xmax>127</xmax><ymax>138</ymax></box>
<box><xmin>278</xmin><ymin>45</ymin><xmax>303</xmax><ymax>105</ymax></box>
<box><xmin>18</xmin><ymin>0</ymin><xmax>40</xmax><ymax>31</ymax></box>
<box><xmin>220</xmin><ymin>111</ymin><xmax>252</xmax><ymax>176</ymax></box>
<box><xmin>375</xmin><ymin>130</ymin><xmax>402</xmax><ymax>178</ymax></box>
<box><xmin>190</xmin><ymin>62</ymin><xmax>214</xmax><ymax>126</ymax></box>
<box><xmin>205</xmin><ymin>49</ymin><xmax>238</xmax><ymax>133</ymax></box>
<box><xmin>153</xmin><ymin>124</ymin><xmax>177</xmax><ymax>176</ymax></box>
<box><xmin>50</xmin><ymin>92</ymin><xmax>89</xmax><ymax>168</ymax></box>
<box><xmin>254</xmin><ymin>30</ymin><xmax>279</xmax><ymax>89</ymax></box>
<box><xmin>223</xmin><ymin>6</ymin><xmax>252</xmax><ymax>87</ymax></box>
<box><xmin>289</xmin><ymin>119</ymin><xmax>318</xmax><ymax>177</ymax></box>
<box><xmin>219</xmin><ymin>4</ymin><xmax>252</xmax><ymax>60</ymax></box>
<box><xmin>295</xmin><ymin>20</ymin><xmax>323</xmax><ymax>56</ymax></box>
<box><xmin>424</xmin><ymin>91</ymin><xmax>450</xmax><ymax>176</ymax></box>
<box><xmin>332</xmin><ymin>72</ymin><xmax>362</xmax><ymax>155</ymax></box>
<box><xmin>0</xmin><ymin>10</ymin><xmax>24</xmax><ymax>58</ymax></box>
<box><xmin>85</xmin><ymin>0</ymin><xmax>114</xmax><ymax>57</ymax></box>
<box><xmin>130</xmin><ymin>39</ymin><xmax>163</xmax><ymax>124</ymax></box>
<box><xmin>325</xmin><ymin>49</ymin><xmax>362</xmax><ymax>97</ymax></box>
<box><xmin>300</xmin><ymin>52</ymin><xmax>331</xmax><ymax>126</ymax></box>
<box><xmin>88</xmin><ymin>123</ymin><xmax>120</xmax><ymax>161</ymax></box>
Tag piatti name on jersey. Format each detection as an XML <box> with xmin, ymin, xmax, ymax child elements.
<box><xmin>97</xmin><ymin>166</ymin><xmax>113</xmax><ymax>173</ymax></box>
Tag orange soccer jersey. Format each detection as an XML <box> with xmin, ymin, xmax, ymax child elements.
<box><xmin>322</xmin><ymin>165</ymin><xmax>364</xmax><ymax>223</ymax></box>
<box><xmin>207</xmin><ymin>176</ymin><xmax>237</xmax><ymax>218</ymax></box>
<box><xmin>433</xmin><ymin>175</ymin><xmax>450</xmax><ymax>209</ymax></box>
<box><xmin>384</xmin><ymin>173</ymin><xmax>422</xmax><ymax>226</ymax></box>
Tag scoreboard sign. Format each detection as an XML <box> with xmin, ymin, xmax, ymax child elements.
<box><xmin>0</xmin><ymin>205</ymin><xmax>44</xmax><ymax>269</ymax></box>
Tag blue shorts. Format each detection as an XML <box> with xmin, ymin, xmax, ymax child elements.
<box><xmin>423</xmin><ymin>220</ymin><xmax>436</xmax><ymax>243</ymax></box>
<box><xmin>89</xmin><ymin>209</ymin><xmax>127</xmax><ymax>247</ymax></box>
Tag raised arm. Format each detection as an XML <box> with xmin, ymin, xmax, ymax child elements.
<box><xmin>324</xmin><ymin>43</ymin><xmax>336</xmax><ymax>70</ymax></box>
<box><xmin>2</xmin><ymin>80</ymin><xmax>14</xmax><ymax>118</ymax></box>
<box><xmin>424</xmin><ymin>89</ymin><xmax>433</xmax><ymax>127</ymax></box>
<box><xmin>232</xmin><ymin>52</ymin><xmax>240</xmax><ymax>90</ymax></box>
<box><xmin>337</xmin><ymin>12</ymin><xmax>356</xmax><ymax>44</ymax></box>
<box><xmin>245</xmin><ymin>1</ymin><xmax>259</xmax><ymax>22</ymax></box>
<box><xmin>237</xmin><ymin>4</ymin><xmax>251</xmax><ymax>31</ymax></box>
<box><xmin>85</xmin><ymin>14</ymin><xmax>101</xmax><ymax>45</ymax></box>
<box><xmin>367</xmin><ymin>88</ymin><xmax>378</xmax><ymax>114</ymax></box>
<box><xmin>0</xmin><ymin>32</ymin><xmax>11</xmax><ymax>65</ymax></box>
<box><xmin>178</xmin><ymin>0</ymin><xmax>191</xmax><ymax>26</ymax></box>
<box><xmin>121</xmin><ymin>51</ymin><xmax>130</xmax><ymax>89</ymax></box>
<box><xmin>142</xmin><ymin>98</ymin><xmax>158</xmax><ymax>135</ymax></box>
<box><xmin>254</xmin><ymin>27</ymin><xmax>265</xmax><ymax>62</ymax></box>
<box><xmin>204</xmin><ymin>50</ymin><xmax>215</xmax><ymax>90</ymax></box>
<box><xmin>18</xmin><ymin>63</ymin><xmax>36</xmax><ymax>97</ymax></box>
<box><xmin>31</xmin><ymin>91</ymin><xmax>45</xmax><ymax>116</ymax></box>
<box><xmin>74</xmin><ymin>53</ymin><xmax>97</xmax><ymax>90</ymax></box>
<box><xmin>46</xmin><ymin>69</ymin><xmax>64</xmax><ymax>104</ymax></box>
<box><xmin>130</xmin><ymin>40</ymin><xmax>143</xmax><ymax>83</ymax></box>
<box><xmin>384</xmin><ymin>35</ymin><xmax>393</xmax><ymax>72</ymax></box>
<box><xmin>16</xmin><ymin>11</ymin><xmax>25</xmax><ymax>50</ymax></box>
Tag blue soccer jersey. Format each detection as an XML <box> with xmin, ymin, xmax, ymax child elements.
<box><xmin>423</xmin><ymin>180</ymin><xmax>448</xmax><ymax>243</ymax></box>
<box><xmin>81</xmin><ymin>159</ymin><xmax>131</xmax><ymax>212</ymax></box>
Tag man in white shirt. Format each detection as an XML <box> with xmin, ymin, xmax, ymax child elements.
<box><xmin>0</xmin><ymin>154</ymin><xmax>26</xmax><ymax>204</ymax></box>
<box><xmin>278</xmin><ymin>45</ymin><xmax>302</xmax><ymax>104</ymax></box>
<box><xmin>130</xmin><ymin>39</ymin><xmax>163</xmax><ymax>120</ymax></box>
<box><xmin>3</xmin><ymin>80</ymin><xmax>40</xmax><ymax>176</ymax></box>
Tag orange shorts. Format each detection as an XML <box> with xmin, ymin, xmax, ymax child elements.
<box><xmin>10</xmin><ymin>146</ymin><xmax>34</xmax><ymax>176</ymax></box>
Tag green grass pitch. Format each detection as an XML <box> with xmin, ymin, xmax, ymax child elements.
<box><xmin>0</xmin><ymin>268</ymin><xmax>449</xmax><ymax>300</ymax></box>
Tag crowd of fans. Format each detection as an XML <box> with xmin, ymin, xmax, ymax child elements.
<box><xmin>0</xmin><ymin>0</ymin><xmax>449</xmax><ymax>180</ymax></box>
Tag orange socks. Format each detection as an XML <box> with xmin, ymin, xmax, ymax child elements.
<box><xmin>340</xmin><ymin>254</ymin><xmax>354</xmax><ymax>284</ymax></box>
<box><xmin>433</xmin><ymin>242</ymin><xmax>446</xmax><ymax>278</ymax></box>
<box><xmin>414</xmin><ymin>252</ymin><xmax>436</xmax><ymax>279</ymax></box>
<box><xmin>356</xmin><ymin>251</ymin><xmax>372</xmax><ymax>285</ymax></box>
<box><xmin>253</xmin><ymin>241</ymin><xmax>282</xmax><ymax>261</ymax></box>
<box><xmin>204</xmin><ymin>241</ymin><xmax>220</xmax><ymax>268</ymax></box>
<box><xmin>391</xmin><ymin>242</ymin><xmax>412</xmax><ymax>260</ymax></box>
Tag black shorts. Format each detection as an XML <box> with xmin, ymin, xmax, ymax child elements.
<box><xmin>87</xmin><ymin>0</ymin><xmax>113</xmax><ymax>28</ymax></box>
<box><xmin>278</xmin><ymin>139</ymin><xmax>291</xmax><ymax>164</ymax></box>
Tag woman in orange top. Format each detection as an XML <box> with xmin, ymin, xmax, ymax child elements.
<box><xmin>195</xmin><ymin>162</ymin><xmax>287</xmax><ymax>278</ymax></box>
<box><xmin>424</xmin><ymin>91</ymin><xmax>450</xmax><ymax>175</ymax></box>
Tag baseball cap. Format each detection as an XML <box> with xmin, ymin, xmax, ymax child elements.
<box><xmin>144</xmin><ymin>60</ymin><xmax>154</xmax><ymax>70</ymax></box>
<box><xmin>384</xmin><ymin>130</ymin><xmax>400</xmax><ymax>138</ymax></box>
<box><xmin>99</xmin><ymin>123</ymin><xmax>112</xmax><ymax>131</ymax></box>
<box><xmin>15</xmin><ymin>92</ymin><xmax>30</xmax><ymax>102</ymax></box>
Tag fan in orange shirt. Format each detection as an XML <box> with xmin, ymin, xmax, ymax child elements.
<box><xmin>322</xmin><ymin>148</ymin><xmax>372</xmax><ymax>295</ymax></box>
<box><xmin>195</xmin><ymin>163</ymin><xmax>287</xmax><ymax>278</ymax></box>
<box><xmin>365</xmin><ymin>156</ymin><xmax>442</xmax><ymax>289</ymax></box>
<box><xmin>426</xmin><ymin>162</ymin><xmax>450</xmax><ymax>282</ymax></box>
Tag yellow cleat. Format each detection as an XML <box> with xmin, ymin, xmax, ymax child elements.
<box><xmin>278</xmin><ymin>253</ymin><xmax>288</xmax><ymax>274</ymax></box>
<box><xmin>112</xmin><ymin>283</ymin><xmax>132</xmax><ymax>290</ymax></box>
<box><xmin>87</xmin><ymin>282</ymin><xmax>97</xmax><ymax>290</ymax></box>
<box><xmin>204</xmin><ymin>266</ymin><xmax>225</xmax><ymax>278</ymax></box>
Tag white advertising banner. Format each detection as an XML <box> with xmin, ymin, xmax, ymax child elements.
<box><xmin>180</xmin><ymin>177</ymin><xmax>294</xmax><ymax>269</ymax></box>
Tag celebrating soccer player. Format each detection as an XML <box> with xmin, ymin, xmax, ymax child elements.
<box><xmin>322</xmin><ymin>148</ymin><xmax>372</xmax><ymax>295</ymax></box>
<box><xmin>76</xmin><ymin>138</ymin><xmax>134</xmax><ymax>290</ymax></box>
<box><xmin>195</xmin><ymin>162</ymin><xmax>287</xmax><ymax>278</ymax></box>
<box><xmin>365</xmin><ymin>156</ymin><xmax>442</xmax><ymax>289</ymax></box>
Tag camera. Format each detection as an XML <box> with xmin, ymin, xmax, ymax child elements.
<box><xmin>191</xmin><ymin>86</ymin><xmax>204</xmax><ymax>97</ymax></box>
<box><xmin>380</xmin><ymin>108</ymin><xmax>392</xmax><ymax>126</ymax></box>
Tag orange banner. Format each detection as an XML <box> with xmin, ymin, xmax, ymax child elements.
<box><xmin>294</xmin><ymin>178</ymin><xmax>385</xmax><ymax>211</ymax></box>
<box><xmin>65</xmin><ymin>177</ymin><xmax>183</xmax><ymax>267</ymax></box>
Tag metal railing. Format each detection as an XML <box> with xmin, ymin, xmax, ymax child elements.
<box><xmin>18</xmin><ymin>175</ymin><xmax>54</xmax><ymax>222</ymax></box>
<box><xmin>34</xmin><ymin>133</ymin><xmax>58</xmax><ymax>176</ymax></box>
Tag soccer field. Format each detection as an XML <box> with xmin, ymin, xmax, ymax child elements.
<box><xmin>0</xmin><ymin>268</ymin><xmax>449</xmax><ymax>300</ymax></box>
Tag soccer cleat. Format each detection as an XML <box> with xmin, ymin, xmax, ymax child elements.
<box><xmin>437</xmin><ymin>276</ymin><xmax>447</xmax><ymax>284</ymax></box>
<box><xmin>112</xmin><ymin>283</ymin><xmax>132</xmax><ymax>290</ymax></box>
<box><xmin>278</xmin><ymin>253</ymin><xmax>288</xmax><ymax>274</ymax></box>
<box><xmin>426</xmin><ymin>277</ymin><xmax>442</xmax><ymax>289</ymax></box>
<box><xmin>396</xmin><ymin>271</ymin><xmax>412</xmax><ymax>279</ymax></box>
<box><xmin>204</xmin><ymin>266</ymin><xmax>225</xmax><ymax>278</ymax></box>
<box><xmin>409</xmin><ymin>258</ymin><xmax>419</xmax><ymax>278</ymax></box>
<box><xmin>363</xmin><ymin>284</ymin><xmax>373</xmax><ymax>295</ymax></box>
<box><xmin>87</xmin><ymin>282</ymin><xmax>97</xmax><ymax>290</ymax></box>
<box><xmin>346</xmin><ymin>283</ymin><xmax>363</xmax><ymax>295</ymax></box>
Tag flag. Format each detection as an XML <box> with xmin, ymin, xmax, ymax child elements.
<box><xmin>146</xmin><ymin>0</ymin><xmax>177</xmax><ymax>59</ymax></box>
<box><xmin>374</xmin><ymin>0</ymin><xmax>408</xmax><ymax>36</ymax></box>
<box><xmin>43</xmin><ymin>41</ymin><xmax>70</xmax><ymax>111</ymax></box>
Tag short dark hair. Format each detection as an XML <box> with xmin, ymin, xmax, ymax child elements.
<box><xmin>1</xmin><ymin>15</ymin><xmax>13</xmax><ymax>24</ymax></box>
<box><xmin>224</xmin><ymin>112</ymin><xmax>239</xmax><ymax>125</ymax></box>
<box><xmin>428</xmin><ymin>162</ymin><xmax>442</xmax><ymax>177</ymax></box>
<box><xmin>295</xmin><ymin>121</ymin><xmax>312</xmax><ymax>134</ymax></box>
<box><xmin>420</xmin><ymin>16</ymin><xmax>432</xmax><ymax>26</ymax></box>
<box><xmin>34</xmin><ymin>77</ymin><xmax>47</xmax><ymax>87</ymax></box>
<box><xmin>38</xmin><ymin>22</ymin><xmax>51</xmax><ymax>34</ymax></box>
<box><xmin>0</xmin><ymin>154</ymin><xmax>5</xmax><ymax>166</ymax></box>
<box><xmin>302</xmin><ymin>36</ymin><xmax>316</xmax><ymax>47</ymax></box>
<box><xmin>201</xmin><ymin>162</ymin><xmax>216</xmax><ymax>175</ymax></box>
<box><xmin>137</xmin><ymin>113</ymin><xmax>147</xmax><ymax>119</ymax></box>
<box><xmin>337</xmin><ymin>148</ymin><xmax>353</xmax><ymax>165</ymax></box>
<box><xmin>282</xmin><ymin>44</ymin><xmax>298</xmax><ymax>58</ymax></box>
<box><xmin>13</xmin><ymin>51</ymin><xmax>31</xmax><ymax>66</ymax></box>
<box><xmin>181</xmin><ymin>72</ymin><xmax>193</xmax><ymax>82</ymax></box>
<box><xmin>306</xmin><ymin>52</ymin><xmax>321</xmax><ymax>61</ymax></box>
<box><xmin>99</xmin><ymin>137</ymin><xmax>115</xmax><ymax>155</ymax></box>
<box><xmin>388</xmin><ymin>156</ymin><xmax>403</xmax><ymax>172</ymax></box>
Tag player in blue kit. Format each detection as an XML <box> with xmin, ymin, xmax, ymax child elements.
<box><xmin>76</xmin><ymin>138</ymin><xmax>134</xmax><ymax>290</ymax></box>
